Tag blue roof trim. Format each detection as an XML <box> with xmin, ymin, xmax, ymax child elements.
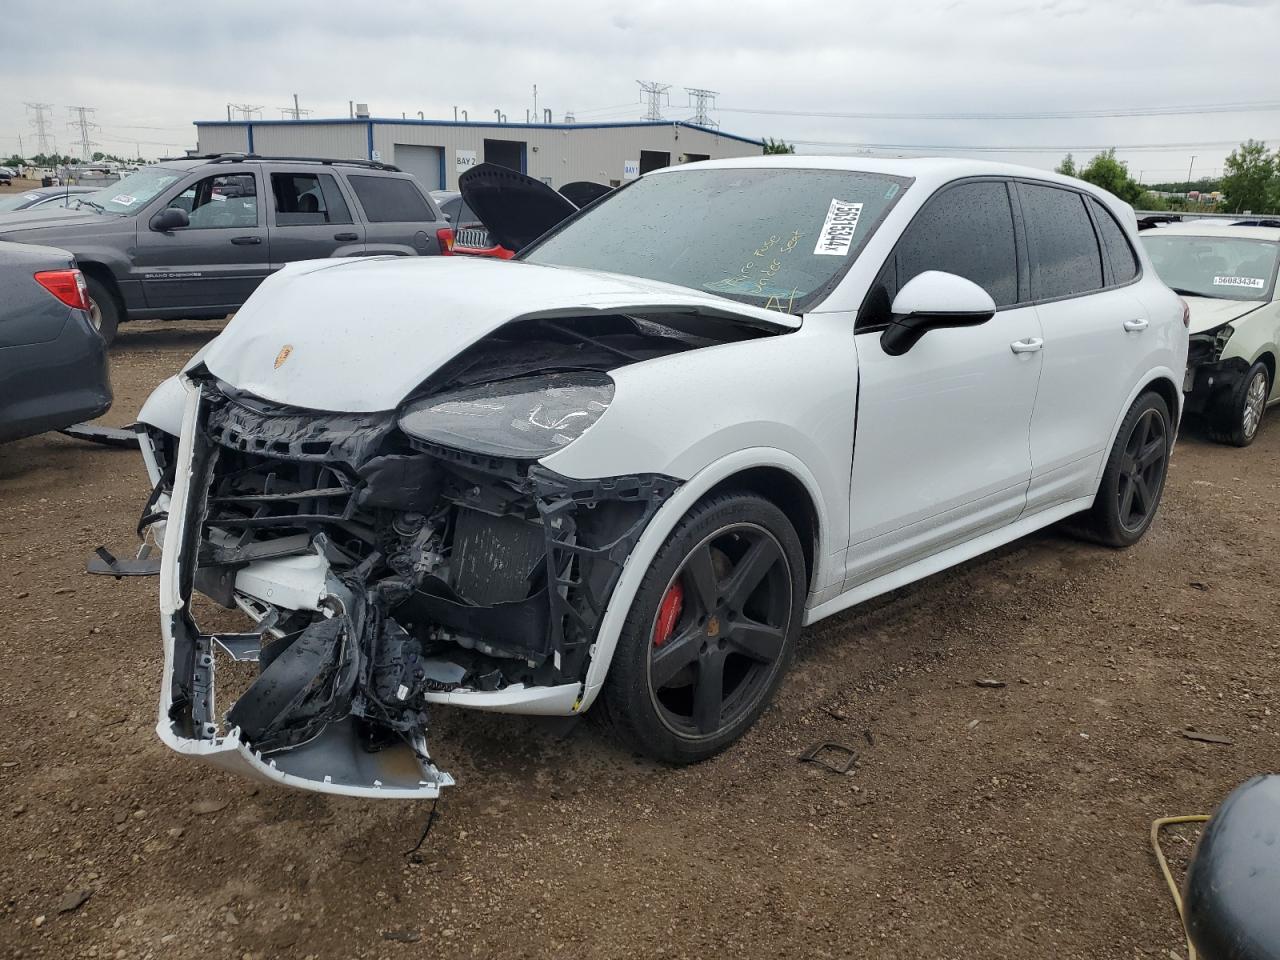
<box><xmin>193</xmin><ymin>117</ymin><xmax>765</xmax><ymax>148</ymax></box>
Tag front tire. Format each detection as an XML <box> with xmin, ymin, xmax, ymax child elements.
<box><xmin>1075</xmin><ymin>391</ymin><xmax>1172</xmax><ymax>548</ymax></box>
<box><xmin>601</xmin><ymin>492</ymin><xmax>805</xmax><ymax>764</ymax></box>
<box><xmin>83</xmin><ymin>274</ymin><xmax>120</xmax><ymax>346</ymax></box>
<box><xmin>1210</xmin><ymin>361</ymin><xmax>1269</xmax><ymax>447</ymax></box>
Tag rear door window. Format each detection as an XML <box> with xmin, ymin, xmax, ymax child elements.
<box><xmin>271</xmin><ymin>173</ymin><xmax>353</xmax><ymax>225</ymax></box>
<box><xmin>1019</xmin><ymin>183</ymin><xmax>1104</xmax><ymax>300</ymax></box>
<box><xmin>859</xmin><ymin>179</ymin><xmax>1018</xmax><ymax>329</ymax></box>
<box><xmin>1087</xmin><ymin>197</ymin><xmax>1139</xmax><ymax>284</ymax></box>
<box><xmin>346</xmin><ymin>175</ymin><xmax>434</xmax><ymax>223</ymax></box>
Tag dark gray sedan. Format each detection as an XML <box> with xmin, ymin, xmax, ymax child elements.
<box><xmin>0</xmin><ymin>186</ymin><xmax>99</xmax><ymax>213</ymax></box>
<box><xmin>0</xmin><ymin>241</ymin><xmax>111</xmax><ymax>443</ymax></box>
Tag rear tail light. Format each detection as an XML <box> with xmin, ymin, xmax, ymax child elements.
<box><xmin>1179</xmin><ymin>297</ymin><xmax>1190</xmax><ymax>329</ymax></box>
<box><xmin>34</xmin><ymin>269</ymin><xmax>90</xmax><ymax>311</ymax></box>
<box><xmin>436</xmin><ymin>227</ymin><xmax>455</xmax><ymax>255</ymax></box>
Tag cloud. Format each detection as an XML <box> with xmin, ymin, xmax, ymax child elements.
<box><xmin>0</xmin><ymin>0</ymin><xmax>1275</xmax><ymax>179</ymax></box>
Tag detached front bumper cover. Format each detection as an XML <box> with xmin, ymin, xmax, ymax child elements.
<box><xmin>158</xmin><ymin>382</ymin><xmax>453</xmax><ymax>798</ymax></box>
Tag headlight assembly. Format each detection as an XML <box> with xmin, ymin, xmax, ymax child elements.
<box><xmin>398</xmin><ymin>372</ymin><xmax>614</xmax><ymax>459</ymax></box>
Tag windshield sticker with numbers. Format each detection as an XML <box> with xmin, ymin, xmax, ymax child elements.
<box><xmin>813</xmin><ymin>200</ymin><xmax>863</xmax><ymax>256</ymax></box>
<box><xmin>1213</xmin><ymin>276</ymin><xmax>1266</xmax><ymax>289</ymax></box>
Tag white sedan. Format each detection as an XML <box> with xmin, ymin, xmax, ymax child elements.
<box><xmin>1141</xmin><ymin>222</ymin><xmax>1280</xmax><ymax>445</ymax></box>
<box><xmin>132</xmin><ymin>156</ymin><xmax>1188</xmax><ymax>797</ymax></box>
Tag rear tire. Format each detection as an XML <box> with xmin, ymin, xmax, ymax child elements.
<box><xmin>83</xmin><ymin>274</ymin><xmax>120</xmax><ymax>346</ymax></box>
<box><xmin>1209</xmin><ymin>361</ymin><xmax>1269</xmax><ymax>447</ymax></box>
<box><xmin>601</xmin><ymin>492</ymin><xmax>805</xmax><ymax>764</ymax></box>
<box><xmin>1074</xmin><ymin>391</ymin><xmax>1171</xmax><ymax>548</ymax></box>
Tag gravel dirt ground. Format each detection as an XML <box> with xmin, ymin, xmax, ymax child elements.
<box><xmin>2</xmin><ymin>318</ymin><xmax>1277</xmax><ymax>960</ymax></box>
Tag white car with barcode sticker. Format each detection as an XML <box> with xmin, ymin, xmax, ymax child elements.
<box><xmin>1142</xmin><ymin>222</ymin><xmax>1280</xmax><ymax>446</ymax></box>
<box><xmin>128</xmin><ymin>156</ymin><xmax>1186</xmax><ymax>798</ymax></box>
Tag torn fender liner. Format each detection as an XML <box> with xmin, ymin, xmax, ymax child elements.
<box><xmin>158</xmin><ymin>383</ymin><xmax>451</xmax><ymax>798</ymax></box>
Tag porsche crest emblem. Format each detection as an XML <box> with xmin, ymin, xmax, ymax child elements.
<box><xmin>274</xmin><ymin>345</ymin><xmax>293</xmax><ymax>370</ymax></box>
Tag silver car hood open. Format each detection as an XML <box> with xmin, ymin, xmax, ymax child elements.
<box><xmin>202</xmin><ymin>255</ymin><xmax>798</xmax><ymax>413</ymax></box>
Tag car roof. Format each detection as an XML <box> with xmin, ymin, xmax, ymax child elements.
<box><xmin>649</xmin><ymin>154</ymin><xmax>1116</xmax><ymax>195</ymax></box>
<box><xmin>1140</xmin><ymin>222</ymin><xmax>1280</xmax><ymax>242</ymax></box>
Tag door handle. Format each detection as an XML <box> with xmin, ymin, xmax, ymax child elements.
<box><xmin>230</xmin><ymin>236</ymin><xmax>261</xmax><ymax>245</ymax></box>
<box><xmin>334</xmin><ymin>232</ymin><xmax>359</xmax><ymax>241</ymax></box>
<box><xmin>1010</xmin><ymin>337</ymin><xmax>1044</xmax><ymax>354</ymax></box>
<box><xmin>1123</xmin><ymin>318</ymin><xmax>1149</xmax><ymax>332</ymax></box>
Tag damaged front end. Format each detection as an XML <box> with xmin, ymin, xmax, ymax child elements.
<box><xmin>156</xmin><ymin>311</ymin><xmax>716</xmax><ymax>795</ymax></box>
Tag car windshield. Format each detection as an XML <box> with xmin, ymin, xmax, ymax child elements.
<box><xmin>522</xmin><ymin>167</ymin><xmax>911</xmax><ymax>314</ymax></box>
<box><xmin>1141</xmin><ymin>233</ymin><xmax>1279</xmax><ymax>302</ymax></box>
<box><xmin>80</xmin><ymin>166</ymin><xmax>187</xmax><ymax>215</ymax></box>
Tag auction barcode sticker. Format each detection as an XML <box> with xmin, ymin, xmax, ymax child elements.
<box><xmin>813</xmin><ymin>200</ymin><xmax>863</xmax><ymax>256</ymax></box>
<box><xmin>1213</xmin><ymin>276</ymin><xmax>1266</xmax><ymax>289</ymax></box>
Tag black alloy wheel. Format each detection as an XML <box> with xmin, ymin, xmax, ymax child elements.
<box><xmin>601</xmin><ymin>492</ymin><xmax>805</xmax><ymax>764</ymax></box>
<box><xmin>1116</xmin><ymin>406</ymin><xmax>1168</xmax><ymax>534</ymax></box>
<box><xmin>646</xmin><ymin>523</ymin><xmax>792</xmax><ymax>739</ymax></box>
<box><xmin>1073</xmin><ymin>390</ymin><xmax>1172</xmax><ymax>548</ymax></box>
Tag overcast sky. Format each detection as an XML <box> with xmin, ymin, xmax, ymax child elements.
<box><xmin>1</xmin><ymin>0</ymin><xmax>1276</xmax><ymax>182</ymax></box>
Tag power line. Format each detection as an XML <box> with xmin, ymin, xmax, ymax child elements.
<box><xmin>637</xmin><ymin>81</ymin><xmax>671</xmax><ymax>121</ymax></box>
<box><xmin>278</xmin><ymin>94</ymin><xmax>311</xmax><ymax>121</ymax></box>
<box><xmin>717</xmin><ymin>98</ymin><xmax>1280</xmax><ymax>122</ymax></box>
<box><xmin>789</xmin><ymin>137</ymin><xmax>1273</xmax><ymax>154</ymax></box>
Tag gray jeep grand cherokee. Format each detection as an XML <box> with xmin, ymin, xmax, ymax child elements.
<box><xmin>0</xmin><ymin>154</ymin><xmax>454</xmax><ymax>344</ymax></box>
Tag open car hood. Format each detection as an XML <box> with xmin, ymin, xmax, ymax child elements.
<box><xmin>1184</xmin><ymin>295</ymin><xmax>1267</xmax><ymax>335</ymax></box>
<box><xmin>201</xmin><ymin>254</ymin><xmax>799</xmax><ymax>413</ymax></box>
<box><xmin>458</xmin><ymin>162</ymin><xmax>578</xmax><ymax>252</ymax></box>
<box><xmin>559</xmin><ymin>180</ymin><xmax>613</xmax><ymax>208</ymax></box>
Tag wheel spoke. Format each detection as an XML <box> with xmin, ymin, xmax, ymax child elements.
<box><xmin>1132</xmin><ymin>475</ymin><xmax>1151</xmax><ymax>517</ymax></box>
<box><xmin>721</xmin><ymin>536</ymin><xmax>783</xmax><ymax>613</ymax></box>
<box><xmin>727</xmin><ymin>617</ymin><xmax>785</xmax><ymax>664</ymax></box>
<box><xmin>1138</xmin><ymin>437</ymin><xmax>1164</xmax><ymax>469</ymax></box>
<box><xmin>681</xmin><ymin>544</ymin><xmax>720</xmax><ymax>617</ymax></box>
<box><xmin>692</xmin><ymin>649</ymin><xmax>726</xmax><ymax>734</ymax></box>
<box><xmin>650</xmin><ymin>624</ymin><xmax>702</xmax><ymax>689</ymax></box>
<box><xmin>1119</xmin><ymin>475</ymin><xmax>1136</xmax><ymax>522</ymax></box>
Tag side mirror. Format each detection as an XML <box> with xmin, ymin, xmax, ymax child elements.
<box><xmin>880</xmin><ymin>271</ymin><xmax>997</xmax><ymax>357</ymax></box>
<box><xmin>149</xmin><ymin>207</ymin><xmax>189</xmax><ymax>232</ymax></box>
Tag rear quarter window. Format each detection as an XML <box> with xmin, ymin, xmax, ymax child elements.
<box><xmin>346</xmin><ymin>175</ymin><xmax>434</xmax><ymax>223</ymax></box>
<box><xmin>1019</xmin><ymin>183</ymin><xmax>1105</xmax><ymax>300</ymax></box>
<box><xmin>1088</xmin><ymin>197</ymin><xmax>1140</xmax><ymax>284</ymax></box>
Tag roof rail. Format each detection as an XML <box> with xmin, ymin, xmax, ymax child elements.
<box><xmin>202</xmin><ymin>153</ymin><xmax>401</xmax><ymax>172</ymax></box>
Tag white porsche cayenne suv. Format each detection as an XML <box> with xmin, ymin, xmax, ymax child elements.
<box><xmin>130</xmin><ymin>157</ymin><xmax>1188</xmax><ymax>798</ymax></box>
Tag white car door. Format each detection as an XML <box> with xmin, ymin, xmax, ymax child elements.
<box><xmin>1018</xmin><ymin>184</ymin><xmax>1151</xmax><ymax>512</ymax></box>
<box><xmin>846</xmin><ymin>179</ymin><xmax>1043</xmax><ymax>588</ymax></box>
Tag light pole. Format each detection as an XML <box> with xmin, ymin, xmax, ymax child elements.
<box><xmin>1185</xmin><ymin>155</ymin><xmax>1196</xmax><ymax>195</ymax></box>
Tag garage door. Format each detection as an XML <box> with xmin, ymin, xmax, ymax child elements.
<box><xmin>393</xmin><ymin>144</ymin><xmax>444</xmax><ymax>190</ymax></box>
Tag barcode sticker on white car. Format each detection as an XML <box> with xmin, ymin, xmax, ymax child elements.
<box><xmin>111</xmin><ymin>194</ymin><xmax>136</xmax><ymax>206</ymax></box>
<box><xmin>813</xmin><ymin>200</ymin><xmax>863</xmax><ymax>256</ymax></box>
<box><xmin>1213</xmin><ymin>276</ymin><xmax>1266</xmax><ymax>289</ymax></box>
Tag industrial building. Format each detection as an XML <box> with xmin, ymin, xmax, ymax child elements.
<box><xmin>193</xmin><ymin>117</ymin><xmax>764</xmax><ymax>191</ymax></box>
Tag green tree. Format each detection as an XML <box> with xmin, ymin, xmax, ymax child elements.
<box><xmin>1055</xmin><ymin>153</ymin><xmax>1077</xmax><ymax>177</ymax></box>
<box><xmin>91</xmin><ymin>151</ymin><xmax>105</xmax><ymax>162</ymax></box>
<box><xmin>1221</xmin><ymin>139</ymin><xmax>1277</xmax><ymax>213</ymax></box>
<box><xmin>3</xmin><ymin>154</ymin><xmax>25</xmax><ymax>168</ymax></box>
<box><xmin>763</xmin><ymin>137</ymin><xmax>795</xmax><ymax>155</ymax></box>
<box><xmin>1077</xmin><ymin>149</ymin><xmax>1144</xmax><ymax>204</ymax></box>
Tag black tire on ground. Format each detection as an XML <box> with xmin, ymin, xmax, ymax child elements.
<box><xmin>83</xmin><ymin>274</ymin><xmax>120</xmax><ymax>346</ymax></box>
<box><xmin>601</xmin><ymin>492</ymin><xmax>806</xmax><ymax>765</ymax></box>
<box><xmin>1074</xmin><ymin>391</ymin><xmax>1172</xmax><ymax>548</ymax></box>
<box><xmin>1209</xmin><ymin>361</ymin><xmax>1270</xmax><ymax>447</ymax></box>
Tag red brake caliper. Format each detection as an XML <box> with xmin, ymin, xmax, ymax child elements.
<box><xmin>653</xmin><ymin>580</ymin><xmax>685</xmax><ymax>647</ymax></box>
